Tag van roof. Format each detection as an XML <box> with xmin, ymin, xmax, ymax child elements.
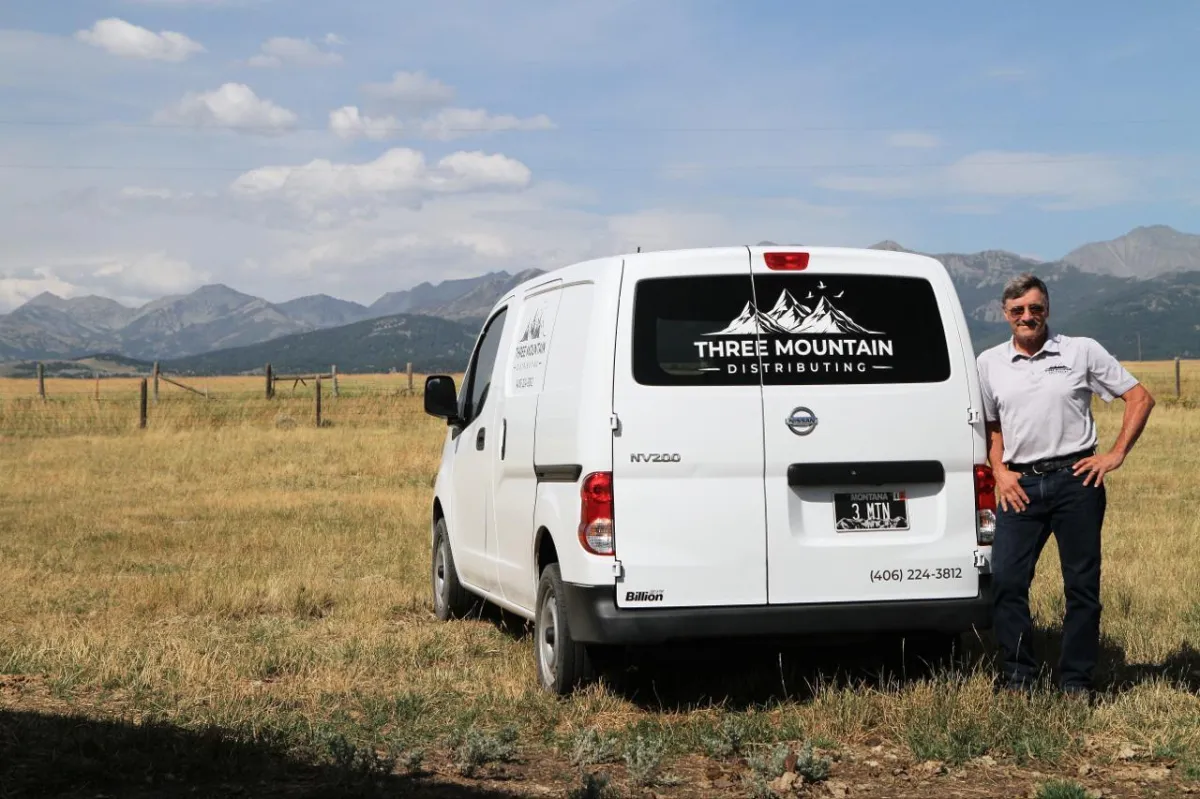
<box><xmin>503</xmin><ymin>245</ymin><xmax>947</xmax><ymax>302</ymax></box>
<box><xmin>623</xmin><ymin>244</ymin><xmax>940</xmax><ymax>265</ymax></box>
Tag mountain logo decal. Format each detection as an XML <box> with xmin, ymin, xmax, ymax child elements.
<box><xmin>689</xmin><ymin>281</ymin><xmax>897</xmax><ymax>378</ymax></box>
<box><xmin>519</xmin><ymin>309</ymin><xmax>545</xmax><ymax>342</ymax></box>
<box><xmin>707</xmin><ymin>287</ymin><xmax>883</xmax><ymax>336</ymax></box>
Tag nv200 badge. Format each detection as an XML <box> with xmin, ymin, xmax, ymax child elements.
<box><xmin>629</xmin><ymin>453</ymin><xmax>681</xmax><ymax>463</ymax></box>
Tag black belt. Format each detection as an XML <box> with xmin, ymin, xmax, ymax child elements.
<box><xmin>1007</xmin><ymin>448</ymin><xmax>1095</xmax><ymax>476</ymax></box>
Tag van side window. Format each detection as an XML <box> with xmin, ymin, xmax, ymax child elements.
<box><xmin>460</xmin><ymin>307</ymin><xmax>508</xmax><ymax>424</ymax></box>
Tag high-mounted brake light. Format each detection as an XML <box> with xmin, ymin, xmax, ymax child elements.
<box><xmin>579</xmin><ymin>471</ymin><xmax>614</xmax><ymax>555</ymax></box>
<box><xmin>974</xmin><ymin>464</ymin><xmax>996</xmax><ymax>545</ymax></box>
<box><xmin>764</xmin><ymin>252</ymin><xmax>810</xmax><ymax>271</ymax></box>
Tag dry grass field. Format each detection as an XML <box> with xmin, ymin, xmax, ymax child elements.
<box><xmin>1</xmin><ymin>360</ymin><xmax>1198</xmax><ymax>798</ymax></box>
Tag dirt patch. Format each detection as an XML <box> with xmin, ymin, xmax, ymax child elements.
<box><xmin>4</xmin><ymin>688</ymin><xmax>1186</xmax><ymax>799</ymax></box>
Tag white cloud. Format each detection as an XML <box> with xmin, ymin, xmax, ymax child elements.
<box><xmin>362</xmin><ymin>70</ymin><xmax>455</xmax><ymax>111</ymax></box>
<box><xmin>0</xmin><ymin>273</ymin><xmax>80</xmax><ymax>311</ymax></box>
<box><xmin>330</xmin><ymin>105</ymin><xmax>554</xmax><ymax>141</ymax></box>
<box><xmin>419</xmin><ymin>108</ymin><xmax>556</xmax><ymax>140</ymax></box>
<box><xmin>74</xmin><ymin>18</ymin><xmax>204</xmax><ymax>62</ymax></box>
<box><xmin>324</xmin><ymin>33</ymin><xmax>346</xmax><ymax>46</ymax></box>
<box><xmin>247</xmin><ymin>36</ymin><xmax>342</xmax><ymax>68</ymax></box>
<box><xmin>946</xmin><ymin>151</ymin><xmax>1133</xmax><ymax>208</ymax></box>
<box><xmin>154</xmin><ymin>83</ymin><xmax>298</xmax><ymax>134</ymax></box>
<box><xmin>227</xmin><ymin>189</ymin><xmax>865</xmax><ymax>294</ymax></box>
<box><xmin>119</xmin><ymin>186</ymin><xmax>200</xmax><ymax>201</ymax></box>
<box><xmin>0</xmin><ymin>253</ymin><xmax>209</xmax><ymax>311</ymax></box>
<box><xmin>229</xmin><ymin>147</ymin><xmax>532</xmax><ymax>217</ymax></box>
<box><xmin>329</xmin><ymin>106</ymin><xmax>404</xmax><ymax>140</ymax></box>
<box><xmin>332</xmin><ymin>68</ymin><xmax>553</xmax><ymax>142</ymax></box>
<box><xmin>887</xmin><ymin>131</ymin><xmax>941</xmax><ymax>149</ymax></box>
<box><xmin>85</xmin><ymin>252</ymin><xmax>209</xmax><ymax>296</ymax></box>
<box><xmin>818</xmin><ymin>150</ymin><xmax>1135</xmax><ymax>210</ymax></box>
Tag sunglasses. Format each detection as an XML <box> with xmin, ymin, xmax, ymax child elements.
<box><xmin>1006</xmin><ymin>303</ymin><xmax>1046</xmax><ymax>318</ymax></box>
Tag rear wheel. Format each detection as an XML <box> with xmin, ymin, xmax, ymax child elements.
<box><xmin>534</xmin><ymin>563</ymin><xmax>595</xmax><ymax>695</ymax></box>
<box><xmin>431</xmin><ymin>518</ymin><xmax>475</xmax><ymax>620</ymax></box>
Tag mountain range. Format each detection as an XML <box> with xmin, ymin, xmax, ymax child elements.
<box><xmin>879</xmin><ymin>225</ymin><xmax>1199</xmax><ymax>356</ymax></box>
<box><xmin>0</xmin><ymin>269</ymin><xmax>543</xmax><ymax>364</ymax></box>
<box><xmin>1</xmin><ymin>224</ymin><xmax>1197</xmax><ymax>376</ymax></box>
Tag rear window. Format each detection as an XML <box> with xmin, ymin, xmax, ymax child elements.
<box><xmin>631</xmin><ymin>273</ymin><xmax>952</xmax><ymax>386</ymax></box>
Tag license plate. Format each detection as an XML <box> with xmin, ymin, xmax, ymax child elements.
<box><xmin>834</xmin><ymin>491</ymin><xmax>909</xmax><ymax>532</ymax></box>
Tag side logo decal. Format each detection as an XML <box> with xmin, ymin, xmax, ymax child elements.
<box><xmin>519</xmin><ymin>309</ymin><xmax>545</xmax><ymax>342</ymax></box>
<box><xmin>512</xmin><ymin>304</ymin><xmax>553</xmax><ymax>392</ymax></box>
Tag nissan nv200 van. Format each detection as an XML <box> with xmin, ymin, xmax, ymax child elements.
<box><xmin>423</xmin><ymin>245</ymin><xmax>996</xmax><ymax>694</ymax></box>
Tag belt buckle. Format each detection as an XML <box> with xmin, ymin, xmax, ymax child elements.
<box><xmin>1031</xmin><ymin>462</ymin><xmax>1046</xmax><ymax>475</ymax></box>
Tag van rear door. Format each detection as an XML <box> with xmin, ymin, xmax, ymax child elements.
<box><xmin>745</xmin><ymin>249</ymin><xmax>981</xmax><ymax>605</ymax></box>
<box><xmin>611</xmin><ymin>250</ymin><xmax>767</xmax><ymax>608</ymax></box>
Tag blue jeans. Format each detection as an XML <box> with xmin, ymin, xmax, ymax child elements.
<box><xmin>992</xmin><ymin>466</ymin><xmax>1106</xmax><ymax>690</ymax></box>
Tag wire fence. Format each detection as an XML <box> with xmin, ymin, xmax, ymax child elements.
<box><xmin>0</xmin><ymin>362</ymin><xmax>464</xmax><ymax>438</ymax></box>
<box><xmin>1</xmin><ymin>358</ymin><xmax>1195</xmax><ymax>439</ymax></box>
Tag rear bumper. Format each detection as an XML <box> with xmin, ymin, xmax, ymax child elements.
<box><xmin>562</xmin><ymin>576</ymin><xmax>993</xmax><ymax>645</ymax></box>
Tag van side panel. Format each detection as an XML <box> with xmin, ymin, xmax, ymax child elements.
<box><xmin>531</xmin><ymin>266</ymin><xmax>621</xmax><ymax>590</ymax></box>
<box><xmin>491</xmin><ymin>280</ymin><xmax>563</xmax><ymax>610</ymax></box>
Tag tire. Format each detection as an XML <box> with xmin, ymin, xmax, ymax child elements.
<box><xmin>431</xmin><ymin>517</ymin><xmax>475</xmax><ymax>620</ymax></box>
<box><xmin>534</xmin><ymin>563</ymin><xmax>595</xmax><ymax>695</ymax></box>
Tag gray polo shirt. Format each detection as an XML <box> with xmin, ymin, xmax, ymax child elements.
<box><xmin>977</xmin><ymin>331</ymin><xmax>1139</xmax><ymax>465</ymax></box>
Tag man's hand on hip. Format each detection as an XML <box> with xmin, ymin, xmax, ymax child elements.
<box><xmin>994</xmin><ymin>465</ymin><xmax>1030</xmax><ymax>512</ymax></box>
<box><xmin>1072</xmin><ymin>451</ymin><xmax>1125</xmax><ymax>487</ymax></box>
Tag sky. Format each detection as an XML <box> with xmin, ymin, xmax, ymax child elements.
<box><xmin>1</xmin><ymin>0</ymin><xmax>1198</xmax><ymax>311</ymax></box>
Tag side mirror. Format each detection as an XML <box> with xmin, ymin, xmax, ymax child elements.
<box><xmin>424</xmin><ymin>375</ymin><xmax>461</xmax><ymax>424</ymax></box>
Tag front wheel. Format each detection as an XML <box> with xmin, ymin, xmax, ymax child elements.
<box><xmin>431</xmin><ymin>518</ymin><xmax>475</xmax><ymax>620</ymax></box>
<box><xmin>534</xmin><ymin>564</ymin><xmax>595</xmax><ymax>695</ymax></box>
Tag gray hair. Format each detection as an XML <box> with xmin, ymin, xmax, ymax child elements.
<box><xmin>1001</xmin><ymin>273</ymin><xmax>1049</xmax><ymax>305</ymax></box>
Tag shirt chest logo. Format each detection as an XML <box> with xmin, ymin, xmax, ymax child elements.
<box><xmin>1043</xmin><ymin>364</ymin><xmax>1071</xmax><ymax>375</ymax></box>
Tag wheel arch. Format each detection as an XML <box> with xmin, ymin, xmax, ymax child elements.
<box><xmin>432</xmin><ymin>497</ymin><xmax>445</xmax><ymax>544</ymax></box>
<box><xmin>535</xmin><ymin>526</ymin><xmax>558</xmax><ymax>578</ymax></box>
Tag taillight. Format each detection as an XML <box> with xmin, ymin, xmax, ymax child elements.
<box><xmin>579</xmin><ymin>471</ymin><xmax>614</xmax><ymax>555</ymax></box>
<box><xmin>974</xmin><ymin>464</ymin><xmax>996</xmax><ymax>545</ymax></box>
<box><xmin>764</xmin><ymin>252</ymin><xmax>810</xmax><ymax>271</ymax></box>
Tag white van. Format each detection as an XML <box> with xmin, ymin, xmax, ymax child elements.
<box><xmin>423</xmin><ymin>245</ymin><xmax>996</xmax><ymax>694</ymax></box>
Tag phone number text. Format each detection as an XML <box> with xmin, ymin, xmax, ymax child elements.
<box><xmin>869</xmin><ymin>567</ymin><xmax>964</xmax><ymax>583</ymax></box>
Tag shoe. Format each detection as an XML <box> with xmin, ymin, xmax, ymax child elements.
<box><xmin>994</xmin><ymin>677</ymin><xmax>1034</xmax><ymax>698</ymax></box>
<box><xmin>1059</xmin><ymin>684</ymin><xmax>1095</xmax><ymax>705</ymax></box>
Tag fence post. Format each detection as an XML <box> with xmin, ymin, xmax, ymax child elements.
<box><xmin>37</xmin><ymin>362</ymin><xmax>45</xmax><ymax>400</ymax></box>
<box><xmin>265</xmin><ymin>363</ymin><xmax>273</xmax><ymax>399</ymax></box>
<box><xmin>139</xmin><ymin>378</ymin><xmax>148</xmax><ymax>429</ymax></box>
<box><xmin>331</xmin><ymin>364</ymin><xmax>339</xmax><ymax>398</ymax></box>
<box><xmin>406</xmin><ymin>362</ymin><xmax>414</xmax><ymax>394</ymax></box>
<box><xmin>1177</xmin><ymin>357</ymin><xmax>1182</xmax><ymax>399</ymax></box>
<box><xmin>315</xmin><ymin>376</ymin><xmax>323</xmax><ymax>427</ymax></box>
<box><xmin>152</xmin><ymin>362</ymin><xmax>160</xmax><ymax>405</ymax></box>
<box><xmin>94</xmin><ymin>373</ymin><xmax>100</xmax><ymax>402</ymax></box>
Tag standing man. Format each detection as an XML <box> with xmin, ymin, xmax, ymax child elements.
<box><xmin>977</xmin><ymin>273</ymin><xmax>1155</xmax><ymax>697</ymax></box>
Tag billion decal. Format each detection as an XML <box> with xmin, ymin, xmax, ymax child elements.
<box><xmin>692</xmin><ymin>284</ymin><xmax>896</xmax><ymax>375</ymax></box>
